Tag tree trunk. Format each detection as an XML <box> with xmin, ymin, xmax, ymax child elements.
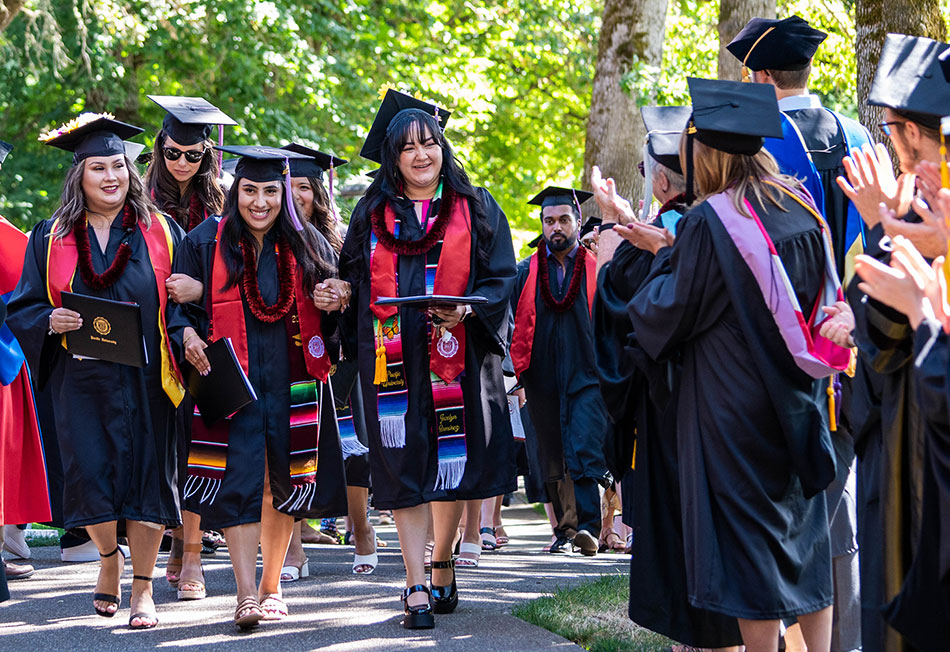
<box><xmin>856</xmin><ymin>0</ymin><xmax>947</xmax><ymax>131</ymax></box>
<box><xmin>0</xmin><ymin>0</ymin><xmax>25</xmax><ymax>31</ymax></box>
<box><xmin>717</xmin><ymin>0</ymin><xmax>776</xmax><ymax>81</ymax></box>
<box><xmin>583</xmin><ymin>0</ymin><xmax>669</xmax><ymax>215</ymax></box>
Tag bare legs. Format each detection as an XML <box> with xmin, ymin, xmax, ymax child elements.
<box><xmin>430</xmin><ymin>501</ymin><xmax>464</xmax><ymax>587</ymax></box>
<box><xmin>179</xmin><ymin>510</ymin><xmax>203</xmax><ymax>593</ymax></box>
<box><xmin>87</xmin><ymin>519</ymin><xmax>162</xmax><ymax>624</ymax></box>
<box><xmin>459</xmin><ymin>499</ymin><xmax>483</xmax><ymax>562</ymax></box>
<box><xmin>737</xmin><ymin>607</ymin><xmax>832</xmax><ymax>652</ymax></box>
<box><xmin>393</xmin><ymin>504</ymin><xmax>430</xmax><ymax>609</ymax></box>
<box><xmin>347</xmin><ymin>486</ymin><xmax>375</xmax><ymax>557</ymax></box>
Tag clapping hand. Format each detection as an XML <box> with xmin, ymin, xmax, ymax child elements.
<box><xmin>612</xmin><ymin>222</ymin><xmax>673</xmax><ymax>255</ymax></box>
<box><xmin>837</xmin><ymin>143</ymin><xmax>915</xmax><ymax>228</ymax></box>
<box><xmin>591</xmin><ymin>166</ymin><xmax>636</xmax><ymax>226</ymax></box>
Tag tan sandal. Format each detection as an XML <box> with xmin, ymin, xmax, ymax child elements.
<box><xmin>234</xmin><ymin>595</ymin><xmax>263</xmax><ymax>630</ymax></box>
<box><xmin>165</xmin><ymin>537</ymin><xmax>183</xmax><ymax>587</ymax></box>
<box><xmin>177</xmin><ymin>543</ymin><xmax>206</xmax><ymax>600</ymax></box>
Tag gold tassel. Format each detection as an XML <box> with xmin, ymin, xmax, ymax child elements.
<box><xmin>630</xmin><ymin>438</ymin><xmax>637</xmax><ymax>471</ymax></box>
<box><xmin>827</xmin><ymin>378</ymin><xmax>837</xmax><ymax>432</ymax></box>
<box><xmin>373</xmin><ymin>320</ymin><xmax>387</xmax><ymax>385</ymax></box>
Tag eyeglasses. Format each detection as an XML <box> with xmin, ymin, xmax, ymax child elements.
<box><xmin>878</xmin><ymin>121</ymin><xmax>905</xmax><ymax>137</ymax></box>
<box><xmin>163</xmin><ymin>147</ymin><xmax>205</xmax><ymax>163</ymax></box>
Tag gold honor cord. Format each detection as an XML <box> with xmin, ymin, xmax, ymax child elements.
<box><xmin>741</xmin><ymin>26</ymin><xmax>777</xmax><ymax>83</ymax></box>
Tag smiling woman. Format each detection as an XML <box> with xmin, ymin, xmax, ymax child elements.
<box><xmin>6</xmin><ymin>113</ymin><xmax>185</xmax><ymax>631</ymax></box>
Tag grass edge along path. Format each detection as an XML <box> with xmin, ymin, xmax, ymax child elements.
<box><xmin>513</xmin><ymin>573</ymin><xmax>675</xmax><ymax>652</ymax></box>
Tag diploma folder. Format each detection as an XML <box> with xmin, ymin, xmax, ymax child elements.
<box><xmin>61</xmin><ymin>292</ymin><xmax>146</xmax><ymax>367</ymax></box>
<box><xmin>374</xmin><ymin>295</ymin><xmax>488</xmax><ymax>309</ymax></box>
<box><xmin>183</xmin><ymin>337</ymin><xmax>257</xmax><ymax>426</ymax></box>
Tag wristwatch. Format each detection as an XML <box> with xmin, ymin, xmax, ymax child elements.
<box><xmin>48</xmin><ymin>314</ymin><xmax>58</xmax><ymax>336</ymax></box>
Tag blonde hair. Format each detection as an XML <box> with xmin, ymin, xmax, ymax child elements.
<box><xmin>679</xmin><ymin>132</ymin><xmax>803</xmax><ymax>218</ymax></box>
<box><xmin>51</xmin><ymin>156</ymin><xmax>155</xmax><ymax>239</ymax></box>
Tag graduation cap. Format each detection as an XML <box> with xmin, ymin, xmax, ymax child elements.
<box><xmin>727</xmin><ymin>16</ymin><xmax>827</xmax><ymax>81</ymax></box>
<box><xmin>366</xmin><ymin>168</ymin><xmax>379</xmax><ymax>179</ymax></box>
<box><xmin>148</xmin><ymin>95</ymin><xmax>237</xmax><ymax>146</ymax></box>
<box><xmin>687</xmin><ymin>77</ymin><xmax>783</xmax><ymax>155</ymax></box>
<box><xmin>0</xmin><ymin>140</ymin><xmax>12</xmax><ymax>165</ymax></box>
<box><xmin>867</xmin><ymin>34</ymin><xmax>950</xmax><ymax>128</ymax></box>
<box><xmin>641</xmin><ymin>106</ymin><xmax>691</xmax><ymax>174</ymax></box>
<box><xmin>579</xmin><ymin>216</ymin><xmax>603</xmax><ymax>240</ymax></box>
<box><xmin>360</xmin><ymin>88</ymin><xmax>451</xmax><ymax>164</ymax></box>
<box><xmin>124</xmin><ymin>141</ymin><xmax>147</xmax><ymax>163</ymax></box>
<box><xmin>528</xmin><ymin>186</ymin><xmax>593</xmax><ymax>224</ymax></box>
<box><xmin>940</xmin><ymin>48</ymin><xmax>950</xmax><ymax>82</ymax></box>
<box><xmin>39</xmin><ymin>113</ymin><xmax>144</xmax><ymax>164</ymax></box>
<box><xmin>280</xmin><ymin>143</ymin><xmax>348</xmax><ymax>180</ymax></box>
<box><xmin>221</xmin><ymin>157</ymin><xmax>238</xmax><ymax>175</ymax></box>
<box><xmin>215</xmin><ymin>145</ymin><xmax>312</xmax><ymax>231</ymax></box>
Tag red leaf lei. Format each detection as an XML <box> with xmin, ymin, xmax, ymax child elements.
<box><xmin>74</xmin><ymin>203</ymin><xmax>136</xmax><ymax>290</ymax></box>
<box><xmin>536</xmin><ymin>238</ymin><xmax>587</xmax><ymax>313</ymax></box>
<box><xmin>240</xmin><ymin>235</ymin><xmax>297</xmax><ymax>323</ymax></box>
<box><xmin>370</xmin><ymin>186</ymin><xmax>457</xmax><ymax>255</ymax></box>
<box><xmin>186</xmin><ymin>193</ymin><xmax>205</xmax><ymax>232</ymax></box>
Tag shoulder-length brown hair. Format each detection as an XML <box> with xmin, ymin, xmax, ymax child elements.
<box><xmin>680</xmin><ymin>134</ymin><xmax>803</xmax><ymax>218</ymax></box>
<box><xmin>144</xmin><ymin>130</ymin><xmax>224</xmax><ymax>226</ymax></box>
<box><xmin>302</xmin><ymin>175</ymin><xmax>343</xmax><ymax>254</ymax></box>
<box><xmin>51</xmin><ymin>156</ymin><xmax>156</xmax><ymax>240</ymax></box>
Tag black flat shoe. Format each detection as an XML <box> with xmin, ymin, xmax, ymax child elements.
<box><xmin>430</xmin><ymin>559</ymin><xmax>458</xmax><ymax>614</ymax></box>
<box><xmin>402</xmin><ymin>584</ymin><xmax>434</xmax><ymax>629</ymax></box>
<box><xmin>93</xmin><ymin>546</ymin><xmax>124</xmax><ymax>617</ymax></box>
<box><xmin>548</xmin><ymin>536</ymin><xmax>570</xmax><ymax>554</ymax></box>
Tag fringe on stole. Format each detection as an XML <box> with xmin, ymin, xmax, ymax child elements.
<box><xmin>341</xmin><ymin>436</ymin><xmax>370</xmax><ymax>459</ymax></box>
<box><xmin>276</xmin><ymin>482</ymin><xmax>317</xmax><ymax>513</ymax></box>
<box><xmin>379</xmin><ymin>415</ymin><xmax>406</xmax><ymax>448</ymax></box>
<box><xmin>183</xmin><ymin>475</ymin><xmax>223</xmax><ymax>505</ymax></box>
<box><xmin>434</xmin><ymin>457</ymin><xmax>466</xmax><ymax>491</ymax></box>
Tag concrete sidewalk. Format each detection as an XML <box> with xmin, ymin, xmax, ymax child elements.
<box><xmin>0</xmin><ymin>503</ymin><xmax>628</xmax><ymax>651</ymax></box>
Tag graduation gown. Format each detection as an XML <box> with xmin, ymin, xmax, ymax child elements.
<box><xmin>511</xmin><ymin>246</ymin><xmax>608</xmax><ymax>483</ymax></box>
<box><xmin>166</xmin><ymin>219</ymin><xmax>348</xmax><ymax>529</ymax></box>
<box><xmin>629</xmin><ymin>192</ymin><xmax>834</xmax><ymax>619</ymax></box>
<box><xmin>6</xmin><ymin>216</ymin><xmax>183</xmax><ymax>529</ymax></box>
<box><xmin>880</xmin><ymin>319</ymin><xmax>950</xmax><ymax>651</ymax></box>
<box><xmin>594</xmin><ymin>221</ymin><xmax>742</xmax><ymax>647</ymax></box>
<box><xmin>338</xmin><ymin>188</ymin><xmax>517</xmax><ymax>510</ymax></box>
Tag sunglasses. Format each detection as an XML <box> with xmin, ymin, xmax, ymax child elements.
<box><xmin>163</xmin><ymin>146</ymin><xmax>205</xmax><ymax>163</ymax></box>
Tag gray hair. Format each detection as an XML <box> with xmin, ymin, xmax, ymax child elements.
<box><xmin>652</xmin><ymin>160</ymin><xmax>686</xmax><ymax>194</ymax></box>
<box><xmin>51</xmin><ymin>156</ymin><xmax>155</xmax><ymax>240</ymax></box>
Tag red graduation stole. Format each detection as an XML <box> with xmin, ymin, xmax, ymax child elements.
<box><xmin>369</xmin><ymin>195</ymin><xmax>472</xmax><ymax>383</ymax></box>
<box><xmin>510</xmin><ymin>243</ymin><xmax>596</xmax><ymax>377</ymax></box>
<box><xmin>45</xmin><ymin>213</ymin><xmax>185</xmax><ymax>406</ymax></box>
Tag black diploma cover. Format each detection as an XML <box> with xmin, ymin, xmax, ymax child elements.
<box><xmin>183</xmin><ymin>337</ymin><xmax>257</xmax><ymax>426</ymax></box>
<box><xmin>61</xmin><ymin>291</ymin><xmax>146</xmax><ymax>367</ymax></box>
<box><xmin>374</xmin><ymin>294</ymin><xmax>488</xmax><ymax>309</ymax></box>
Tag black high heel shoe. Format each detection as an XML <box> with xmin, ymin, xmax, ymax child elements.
<box><xmin>402</xmin><ymin>584</ymin><xmax>435</xmax><ymax>629</ymax></box>
<box><xmin>93</xmin><ymin>546</ymin><xmax>124</xmax><ymax>617</ymax></box>
<box><xmin>429</xmin><ymin>559</ymin><xmax>458</xmax><ymax>614</ymax></box>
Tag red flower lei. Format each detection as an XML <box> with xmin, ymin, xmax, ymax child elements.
<box><xmin>536</xmin><ymin>238</ymin><xmax>587</xmax><ymax>313</ymax></box>
<box><xmin>74</xmin><ymin>203</ymin><xmax>137</xmax><ymax>290</ymax></box>
<box><xmin>186</xmin><ymin>193</ymin><xmax>205</xmax><ymax>232</ymax></box>
<box><xmin>240</xmin><ymin>235</ymin><xmax>297</xmax><ymax>323</ymax></box>
<box><xmin>370</xmin><ymin>186</ymin><xmax>457</xmax><ymax>255</ymax></box>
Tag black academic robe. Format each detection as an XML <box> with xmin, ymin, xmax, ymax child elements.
<box><xmin>629</xmin><ymin>192</ymin><xmax>834</xmax><ymax>619</ymax></box>
<box><xmin>848</xmin><ymin>221</ymin><xmax>927</xmax><ymax>651</ymax></box>
<box><xmin>166</xmin><ymin>218</ymin><xmax>347</xmax><ymax>529</ymax></box>
<box><xmin>7</xmin><ymin>216</ymin><xmax>183</xmax><ymax>529</ymax></box>
<box><xmin>511</xmin><ymin>246</ymin><xmax>608</xmax><ymax>483</ymax></box>
<box><xmin>338</xmin><ymin>188</ymin><xmax>517</xmax><ymax>510</ymax></box>
<box><xmin>594</xmin><ymin>215</ymin><xmax>742</xmax><ymax>647</ymax></box>
<box><xmin>880</xmin><ymin>319</ymin><xmax>950</xmax><ymax>651</ymax></box>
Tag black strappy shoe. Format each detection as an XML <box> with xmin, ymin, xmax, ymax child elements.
<box><xmin>430</xmin><ymin>558</ymin><xmax>458</xmax><ymax>614</ymax></box>
<box><xmin>129</xmin><ymin>575</ymin><xmax>159</xmax><ymax>630</ymax></box>
<box><xmin>93</xmin><ymin>546</ymin><xmax>124</xmax><ymax>617</ymax></box>
<box><xmin>401</xmin><ymin>584</ymin><xmax>434</xmax><ymax>629</ymax></box>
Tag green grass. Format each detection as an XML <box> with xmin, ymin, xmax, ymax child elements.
<box><xmin>514</xmin><ymin>574</ymin><xmax>675</xmax><ymax>652</ymax></box>
<box><xmin>531</xmin><ymin>502</ymin><xmax>548</xmax><ymax>518</ymax></box>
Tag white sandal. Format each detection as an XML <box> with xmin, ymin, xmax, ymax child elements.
<box><xmin>455</xmin><ymin>542</ymin><xmax>481</xmax><ymax>568</ymax></box>
<box><xmin>352</xmin><ymin>532</ymin><xmax>378</xmax><ymax>575</ymax></box>
<box><xmin>280</xmin><ymin>560</ymin><xmax>309</xmax><ymax>582</ymax></box>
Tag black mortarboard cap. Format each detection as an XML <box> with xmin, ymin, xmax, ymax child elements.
<box><xmin>0</xmin><ymin>140</ymin><xmax>12</xmax><ymax>164</ymax></box>
<box><xmin>148</xmin><ymin>95</ymin><xmax>237</xmax><ymax>146</ymax></box>
<box><xmin>868</xmin><ymin>34</ymin><xmax>950</xmax><ymax>126</ymax></box>
<box><xmin>727</xmin><ymin>16</ymin><xmax>827</xmax><ymax>73</ymax></box>
<box><xmin>641</xmin><ymin>106</ymin><xmax>691</xmax><ymax>174</ymax></box>
<box><xmin>214</xmin><ymin>145</ymin><xmax>309</xmax><ymax>183</ymax></box>
<box><xmin>221</xmin><ymin>158</ymin><xmax>238</xmax><ymax>175</ymax></box>
<box><xmin>124</xmin><ymin>141</ymin><xmax>146</xmax><ymax>163</ymax></box>
<box><xmin>280</xmin><ymin>143</ymin><xmax>348</xmax><ymax>179</ymax></box>
<box><xmin>40</xmin><ymin>114</ymin><xmax>144</xmax><ymax>164</ymax></box>
<box><xmin>687</xmin><ymin>77</ymin><xmax>783</xmax><ymax>155</ymax></box>
<box><xmin>366</xmin><ymin>168</ymin><xmax>379</xmax><ymax>179</ymax></box>
<box><xmin>527</xmin><ymin>186</ymin><xmax>593</xmax><ymax>208</ymax></box>
<box><xmin>360</xmin><ymin>89</ymin><xmax>451</xmax><ymax>164</ymax></box>
<box><xmin>579</xmin><ymin>216</ymin><xmax>603</xmax><ymax>239</ymax></box>
<box><xmin>527</xmin><ymin>234</ymin><xmax>542</xmax><ymax>248</ymax></box>
<box><xmin>940</xmin><ymin>48</ymin><xmax>950</xmax><ymax>82</ymax></box>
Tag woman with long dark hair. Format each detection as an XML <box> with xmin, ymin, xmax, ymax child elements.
<box><xmin>278</xmin><ymin>144</ymin><xmax>381</xmax><ymax>579</ymax></box>
<box><xmin>145</xmin><ymin>96</ymin><xmax>234</xmax><ymax>600</ymax></box>
<box><xmin>329</xmin><ymin>89</ymin><xmax>517</xmax><ymax>628</ymax></box>
<box><xmin>167</xmin><ymin>145</ymin><xmax>347</xmax><ymax>629</ymax></box>
<box><xmin>7</xmin><ymin>114</ymin><xmax>185</xmax><ymax>629</ymax></box>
